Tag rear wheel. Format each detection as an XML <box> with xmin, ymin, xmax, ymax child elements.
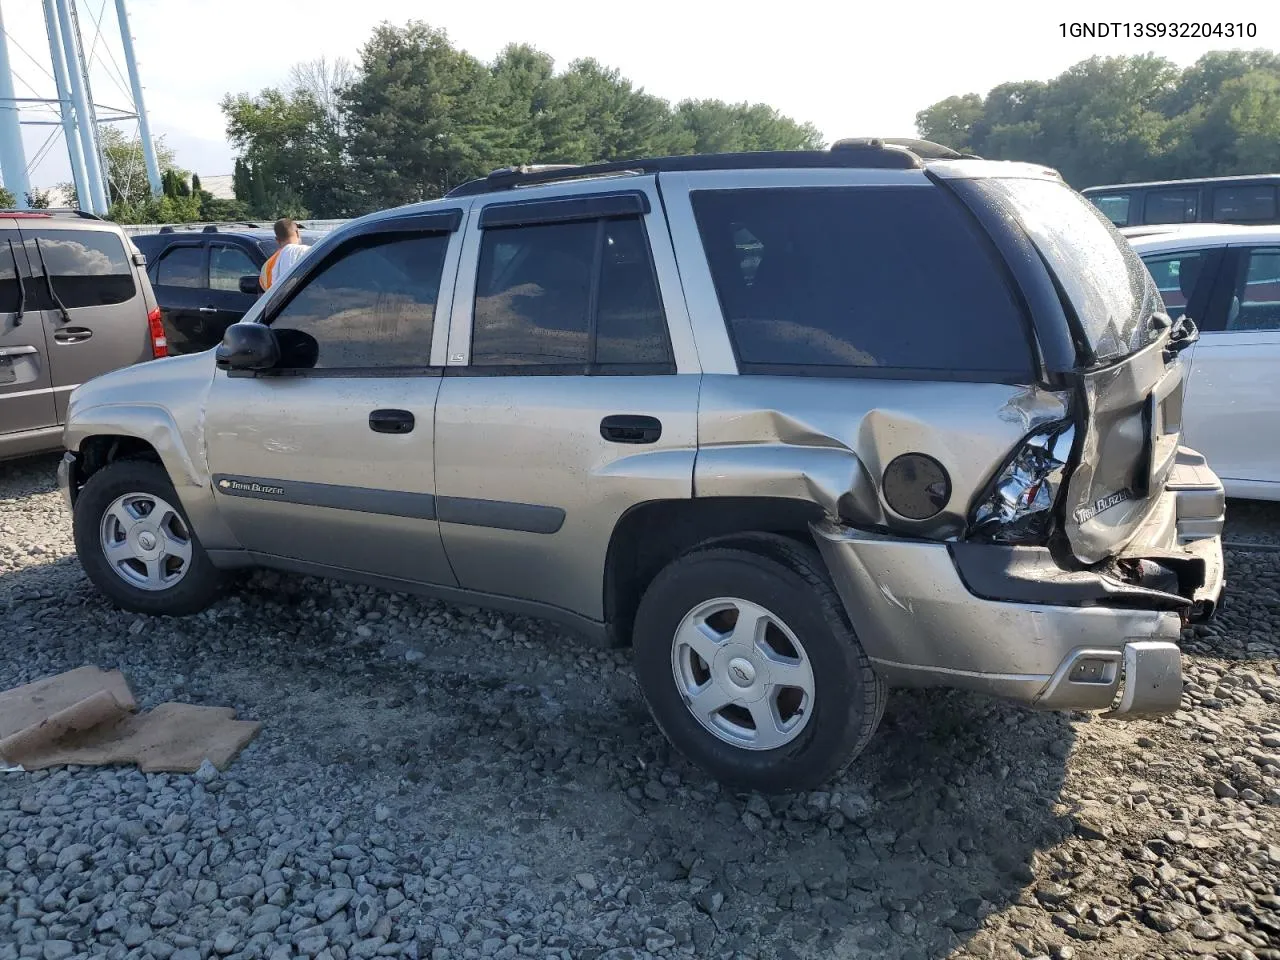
<box><xmin>633</xmin><ymin>535</ymin><xmax>886</xmax><ymax>793</ymax></box>
<box><xmin>73</xmin><ymin>460</ymin><xmax>228</xmax><ymax>616</ymax></box>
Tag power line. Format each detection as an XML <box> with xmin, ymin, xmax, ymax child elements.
<box><xmin>80</xmin><ymin>0</ymin><xmax>134</xmax><ymax>106</ymax></box>
<box><xmin>0</xmin><ymin>24</ymin><xmax>55</xmax><ymax>84</ymax></box>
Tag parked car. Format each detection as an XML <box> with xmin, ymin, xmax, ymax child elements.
<box><xmin>1127</xmin><ymin>223</ymin><xmax>1280</xmax><ymax>501</ymax></box>
<box><xmin>57</xmin><ymin>141</ymin><xmax>1225</xmax><ymax>791</ymax></box>
<box><xmin>1082</xmin><ymin>174</ymin><xmax>1280</xmax><ymax>228</ymax></box>
<box><xmin>1</xmin><ymin>209</ymin><xmax>165</xmax><ymax>462</ymax></box>
<box><xmin>130</xmin><ymin>225</ymin><xmax>315</xmax><ymax>355</ymax></box>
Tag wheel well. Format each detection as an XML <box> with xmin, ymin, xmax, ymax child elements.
<box><xmin>603</xmin><ymin>497</ymin><xmax>826</xmax><ymax>646</ymax></box>
<box><xmin>71</xmin><ymin>436</ymin><xmax>163</xmax><ymax>496</ymax></box>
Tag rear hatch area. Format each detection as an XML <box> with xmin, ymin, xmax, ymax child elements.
<box><xmin>979</xmin><ymin>176</ymin><xmax>1200</xmax><ymax>564</ymax></box>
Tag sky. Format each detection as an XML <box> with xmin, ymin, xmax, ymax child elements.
<box><xmin>3</xmin><ymin>0</ymin><xmax>1278</xmax><ymax>192</ymax></box>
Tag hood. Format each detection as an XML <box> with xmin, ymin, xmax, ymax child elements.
<box><xmin>67</xmin><ymin>351</ymin><xmax>217</xmax><ymax>422</ymax></box>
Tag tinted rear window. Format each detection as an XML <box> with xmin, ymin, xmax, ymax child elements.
<box><xmin>1213</xmin><ymin>186</ymin><xmax>1278</xmax><ymax>223</ymax></box>
<box><xmin>689</xmin><ymin>186</ymin><xmax>1032</xmax><ymax>377</ymax></box>
<box><xmin>1088</xmin><ymin>194</ymin><xmax>1132</xmax><ymax>226</ymax></box>
<box><xmin>1144</xmin><ymin>189</ymin><xmax>1199</xmax><ymax>225</ymax></box>
<box><xmin>982</xmin><ymin>177</ymin><xmax>1157</xmax><ymax>364</ymax></box>
<box><xmin>23</xmin><ymin>229</ymin><xmax>136</xmax><ymax>308</ymax></box>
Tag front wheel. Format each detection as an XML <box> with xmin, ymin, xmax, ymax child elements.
<box><xmin>633</xmin><ymin>536</ymin><xmax>886</xmax><ymax>793</ymax></box>
<box><xmin>72</xmin><ymin>459</ymin><xmax>228</xmax><ymax>616</ymax></box>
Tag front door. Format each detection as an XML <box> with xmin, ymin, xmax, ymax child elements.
<box><xmin>203</xmin><ymin>217</ymin><xmax>463</xmax><ymax>585</ymax></box>
<box><xmin>22</xmin><ymin>225</ymin><xmax>151</xmax><ymax>422</ymax></box>
<box><xmin>0</xmin><ymin>227</ymin><xmax>56</xmax><ymax>437</ymax></box>
<box><xmin>1185</xmin><ymin>244</ymin><xmax>1280</xmax><ymax>492</ymax></box>
<box><xmin>433</xmin><ymin>182</ymin><xmax>701</xmax><ymax>622</ymax></box>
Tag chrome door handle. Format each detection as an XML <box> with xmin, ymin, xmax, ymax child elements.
<box><xmin>199</xmin><ymin>306</ymin><xmax>218</xmax><ymax>313</ymax></box>
<box><xmin>0</xmin><ymin>345</ymin><xmax>38</xmax><ymax>357</ymax></box>
<box><xmin>53</xmin><ymin>327</ymin><xmax>93</xmax><ymax>344</ymax></box>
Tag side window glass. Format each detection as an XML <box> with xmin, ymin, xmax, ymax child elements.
<box><xmin>1144</xmin><ymin>190</ymin><xmax>1199</xmax><ymax>225</ymax></box>
<box><xmin>210</xmin><ymin>246</ymin><xmax>259</xmax><ymax>291</ymax></box>
<box><xmin>1213</xmin><ymin>186</ymin><xmax>1278</xmax><ymax>223</ymax></box>
<box><xmin>25</xmin><ymin>229</ymin><xmax>138</xmax><ymax>307</ymax></box>
<box><xmin>595</xmin><ymin>218</ymin><xmax>670</xmax><ymax>365</ymax></box>
<box><xmin>473</xmin><ymin>220</ymin><xmax>594</xmax><ymax>366</ymax></box>
<box><xmin>1090</xmin><ymin>194</ymin><xmax>1131</xmax><ymax>226</ymax></box>
<box><xmin>1140</xmin><ymin>250</ymin><xmax>1211</xmax><ymax>321</ymax></box>
<box><xmin>269</xmin><ymin>233</ymin><xmax>448</xmax><ymax>370</ymax></box>
<box><xmin>1227</xmin><ymin>248</ymin><xmax>1280</xmax><ymax>332</ymax></box>
<box><xmin>156</xmin><ymin>246</ymin><xmax>205</xmax><ymax>289</ymax></box>
<box><xmin>691</xmin><ymin>186</ymin><xmax>1031</xmax><ymax>375</ymax></box>
<box><xmin>0</xmin><ymin>229</ymin><xmax>23</xmax><ymax>314</ymax></box>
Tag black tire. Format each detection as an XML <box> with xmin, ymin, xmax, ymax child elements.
<box><xmin>73</xmin><ymin>459</ymin><xmax>229</xmax><ymax>616</ymax></box>
<box><xmin>633</xmin><ymin>534</ymin><xmax>886</xmax><ymax>793</ymax></box>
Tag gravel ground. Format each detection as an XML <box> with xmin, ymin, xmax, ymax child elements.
<box><xmin>1</xmin><ymin>453</ymin><xmax>1278</xmax><ymax>960</ymax></box>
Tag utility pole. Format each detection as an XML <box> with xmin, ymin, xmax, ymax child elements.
<box><xmin>0</xmin><ymin>1</ymin><xmax>33</xmax><ymax>208</ymax></box>
<box><xmin>53</xmin><ymin>0</ymin><xmax>108</xmax><ymax>214</ymax></box>
<box><xmin>42</xmin><ymin>0</ymin><xmax>91</xmax><ymax>211</ymax></box>
<box><xmin>113</xmin><ymin>0</ymin><xmax>160</xmax><ymax>197</ymax></box>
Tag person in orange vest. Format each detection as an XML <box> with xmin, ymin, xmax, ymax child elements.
<box><xmin>259</xmin><ymin>218</ymin><xmax>307</xmax><ymax>291</ymax></box>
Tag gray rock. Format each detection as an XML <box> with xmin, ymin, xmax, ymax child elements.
<box><xmin>353</xmin><ymin>897</ymin><xmax>380</xmax><ymax>938</ymax></box>
<box><xmin>315</xmin><ymin>890</ymin><xmax>355</xmax><ymax>923</ymax></box>
<box><xmin>41</xmin><ymin>944</ymin><xmax>73</xmax><ymax>960</ymax></box>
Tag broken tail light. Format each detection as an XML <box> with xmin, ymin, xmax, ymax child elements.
<box><xmin>969</xmin><ymin>422</ymin><xmax>1076</xmax><ymax>544</ymax></box>
<box><xmin>148</xmin><ymin>307</ymin><xmax>168</xmax><ymax>358</ymax></box>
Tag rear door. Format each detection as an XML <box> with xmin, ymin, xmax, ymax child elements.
<box><xmin>1185</xmin><ymin>244</ymin><xmax>1280</xmax><ymax>493</ymax></box>
<box><xmin>148</xmin><ymin>242</ymin><xmax>209</xmax><ymax>355</ymax></box>
<box><xmin>433</xmin><ymin>180</ymin><xmax>700</xmax><ymax>622</ymax></box>
<box><xmin>205</xmin><ymin>241</ymin><xmax>262</xmax><ymax>346</ymax></box>
<box><xmin>0</xmin><ymin>225</ymin><xmax>56</xmax><ymax>437</ymax></box>
<box><xmin>980</xmin><ymin>176</ymin><xmax>1187</xmax><ymax>563</ymax></box>
<box><xmin>22</xmin><ymin>225</ymin><xmax>151</xmax><ymax>421</ymax></box>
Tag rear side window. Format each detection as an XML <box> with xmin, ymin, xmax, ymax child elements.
<box><xmin>1213</xmin><ymin>186</ymin><xmax>1278</xmax><ymax>223</ymax></box>
<box><xmin>1089</xmin><ymin>194</ymin><xmax>1132</xmax><ymax>226</ymax></box>
<box><xmin>1144</xmin><ymin>189</ymin><xmax>1199</xmax><ymax>225</ymax></box>
<box><xmin>1227</xmin><ymin>247</ymin><xmax>1280</xmax><ymax>332</ymax></box>
<box><xmin>471</xmin><ymin>216</ymin><xmax>672</xmax><ymax>371</ymax></box>
<box><xmin>1140</xmin><ymin>250</ymin><xmax>1211</xmax><ymax>321</ymax></box>
<box><xmin>689</xmin><ymin>187</ymin><xmax>1032</xmax><ymax>377</ymax></box>
<box><xmin>23</xmin><ymin>229</ymin><xmax>136</xmax><ymax>308</ymax></box>
<box><xmin>269</xmin><ymin>233</ymin><xmax>448</xmax><ymax>370</ymax></box>
<box><xmin>983</xmin><ymin>177</ymin><xmax>1156</xmax><ymax>364</ymax></box>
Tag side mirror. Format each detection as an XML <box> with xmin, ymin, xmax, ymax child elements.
<box><xmin>239</xmin><ymin>274</ymin><xmax>262</xmax><ymax>296</ymax></box>
<box><xmin>215</xmin><ymin>322</ymin><xmax>279</xmax><ymax>371</ymax></box>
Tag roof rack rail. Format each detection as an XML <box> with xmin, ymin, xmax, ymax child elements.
<box><xmin>853</xmin><ymin>137</ymin><xmax>982</xmax><ymax>161</ymax></box>
<box><xmin>1</xmin><ymin>207</ymin><xmax>104</xmax><ymax>220</ymax></box>
<box><xmin>445</xmin><ymin>139</ymin><xmax>929</xmax><ymax>198</ymax></box>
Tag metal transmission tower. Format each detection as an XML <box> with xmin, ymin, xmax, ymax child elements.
<box><xmin>0</xmin><ymin>0</ymin><xmax>162</xmax><ymax>213</ymax></box>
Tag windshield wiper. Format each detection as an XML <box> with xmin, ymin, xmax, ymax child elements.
<box><xmin>33</xmin><ymin>237</ymin><xmax>70</xmax><ymax>323</ymax></box>
<box><xmin>6</xmin><ymin>240</ymin><xmax>24</xmax><ymax>324</ymax></box>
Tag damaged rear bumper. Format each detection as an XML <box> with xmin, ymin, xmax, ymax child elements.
<box><xmin>812</xmin><ymin>450</ymin><xmax>1225</xmax><ymax>718</ymax></box>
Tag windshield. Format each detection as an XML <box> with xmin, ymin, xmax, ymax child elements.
<box><xmin>982</xmin><ymin>177</ymin><xmax>1160</xmax><ymax>365</ymax></box>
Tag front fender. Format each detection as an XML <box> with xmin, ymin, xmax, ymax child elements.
<box><xmin>63</xmin><ymin>401</ymin><xmax>243</xmax><ymax>552</ymax></box>
<box><xmin>64</xmin><ymin>402</ymin><xmax>205</xmax><ymax>488</ymax></box>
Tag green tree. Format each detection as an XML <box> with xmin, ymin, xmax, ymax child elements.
<box><xmin>916</xmin><ymin>49</ymin><xmax>1280</xmax><ymax>188</ymax></box>
<box><xmin>0</xmin><ymin>186</ymin><xmax>14</xmax><ymax>208</ymax></box>
<box><xmin>98</xmin><ymin>126</ymin><xmax>180</xmax><ymax>207</ymax></box>
<box><xmin>342</xmin><ymin>21</ymin><xmax>508</xmax><ymax>205</ymax></box>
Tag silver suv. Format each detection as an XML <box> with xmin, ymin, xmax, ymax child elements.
<box><xmin>57</xmin><ymin>140</ymin><xmax>1227</xmax><ymax>792</ymax></box>
<box><xmin>2</xmin><ymin>210</ymin><xmax>163</xmax><ymax>461</ymax></box>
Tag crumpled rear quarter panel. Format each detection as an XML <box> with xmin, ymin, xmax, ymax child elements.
<box><xmin>694</xmin><ymin>375</ymin><xmax>1070</xmax><ymax>538</ymax></box>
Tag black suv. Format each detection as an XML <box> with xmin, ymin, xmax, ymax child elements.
<box><xmin>131</xmin><ymin>225</ymin><xmax>315</xmax><ymax>355</ymax></box>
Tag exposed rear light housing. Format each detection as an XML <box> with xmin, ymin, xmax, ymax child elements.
<box><xmin>968</xmin><ymin>422</ymin><xmax>1076</xmax><ymax>545</ymax></box>
<box><xmin>147</xmin><ymin>308</ymin><xmax>168</xmax><ymax>358</ymax></box>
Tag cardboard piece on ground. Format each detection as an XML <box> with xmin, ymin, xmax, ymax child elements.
<box><xmin>0</xmin><ymin>666</ymin><xmax>259</xmax><ymax>773</ymax></box>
